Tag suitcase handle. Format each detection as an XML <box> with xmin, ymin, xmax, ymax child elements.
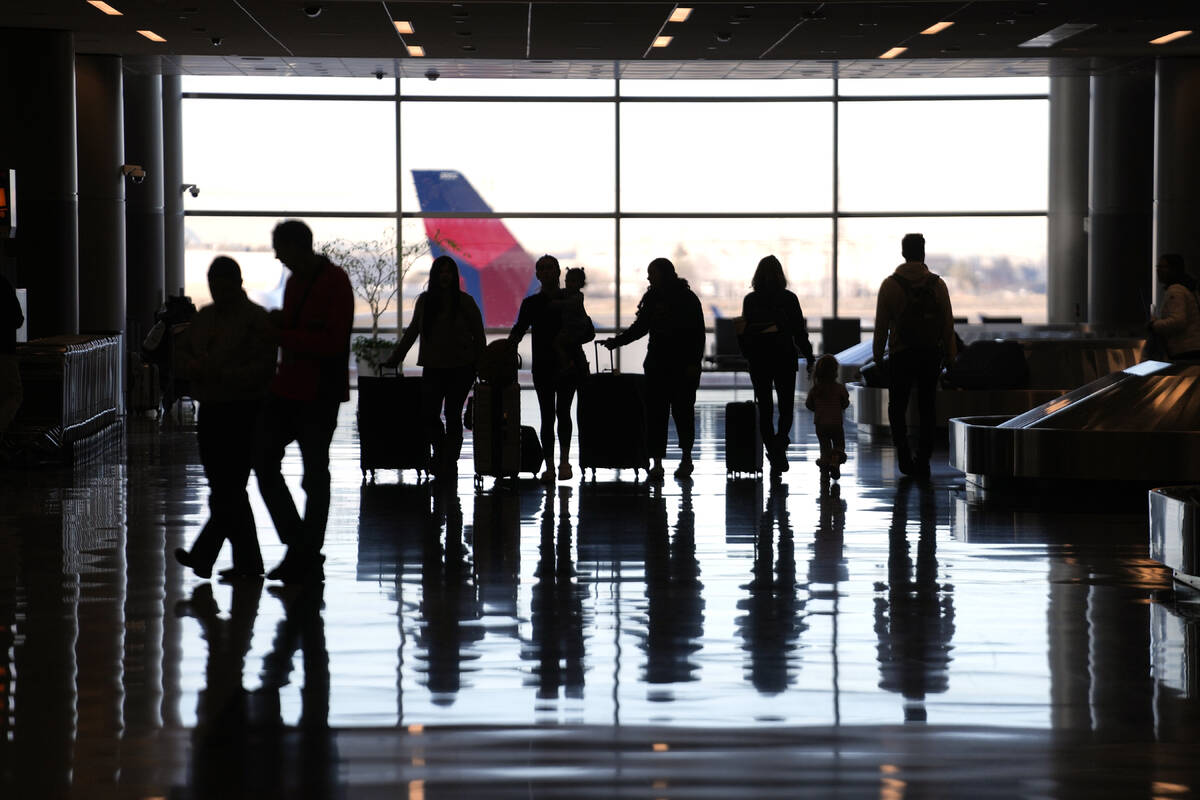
<box><xmin>593</xmin><ymin>341</ymin><xmax>616</xmax><ymax>373</ymax></box>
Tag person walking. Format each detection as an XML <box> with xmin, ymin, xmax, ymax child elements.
<box><xmin>382</xmin><ymin>255</ymin><xmax>486</xmax><ymax>476</ymax></box>
<box><xmin>872</xmin><ymin>233</ymin><xmax>957</xmax><ymax>479</ymax></box>
<box><xmin>1149</xmin><ymin>254</ymin><xmax>1200</xmax><ymax>361</ymax></box>
<box><xmin>738</xmin><ymin>254</ymin><xmax>815</xmax><ymax>477</ymax></box>
<box><xmin>805</xmin><ymin>354</ymin><xmax>850</xmax><ymax>482</ymax></box>
<box><xmin>174</xmin><ymin>257</ymin><xmax>277</xmax><ymax>579</ymax></box>
<box><xmin>255</xmin><ymin>220</ymin><xmax>354</xmax><ymax>584</ymax></box>
<box><xmin>509</xmin><ymin>254</ymin><xmax>588</xmax><ymax>482</ymax></box>
<box><xmin>602</xmin><ymin>257</ymin><xmax>706</xmax><ymax>482</ymax></box>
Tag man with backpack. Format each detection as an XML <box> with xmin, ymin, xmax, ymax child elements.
<box><xmin>872</xmin><ymin>233</ymin><xmax>958</xmax><ymax>479</ymax></box>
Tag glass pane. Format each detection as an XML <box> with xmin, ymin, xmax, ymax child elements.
<box><xmin>182</xmin><ymin>75</ymin><xmax>395</xmax><ymax>96</ymax></box>
<box><xmin>401</xmin><ymin>77</ymin><xmax>615</xmax><ymax>97</ymax></box>
<box><xmin>183</xmin><ymin>99</ymin><xmax>396</xmax><ymax>212</ymax></box>
<box><xmin>619</xmin><ymin>79</ymin><xmax>833</xmax><ymax>97</ymax></box>
<box><xmin>838</xmin><ymin>99</ymin><xmax>1048</xmax><ymax>212</ymax></box>
<box><xmin>620</xmin><ymin>102</ymin><xmax>833</xmax><ymax>213</ymax></box>
<box><xmin>183</xmin><ymin>216</ymin><xmax>396</xmax><ymax>324</ymax></box>
<box><xmin>399</xmin><ymin>102</ymin><xmax>615</xmax><ymax>213</ymax></box>
<box><xmin>836</xmin><ymin>216</ymin><xmax>1047</xmax><ymax>324</ymax></box>
<box><xmin>838</xmin><ymin>77</ymin><xmax>1049</xmax><ymax>97</ymax></box>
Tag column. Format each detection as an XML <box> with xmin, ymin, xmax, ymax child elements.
<box><xmin>1153</xmin><ymin>57</ymin><xmax>1200</xmax><ymax>305</ymax></box>
<box><xmin>1088</xmin><ymin>62</ymin><xmax>1155</xmax><ymax>330</ymax></box>
<box><xmin>0</xmin><ymin>29</ymin><xmax>79</xmax><ymax>337</ymax></box>
<box><xmin>1047</xmin><ymin>74</ymin><xmax>1090</xmax><ymax>324</ymax></box>
<box><xmin>124</xmin><ymin>71</ymin><xmax>166</xmax><ymax>340</ymax></box>
<box><xmin>75</xmin><ymin>54</ymin><xmax>126</xmax><ymax>334</ymax></box>
<box><xmin>162</xmin><ymin>74</ymin><xmax>185</xmax><ymax>298</ymax></box>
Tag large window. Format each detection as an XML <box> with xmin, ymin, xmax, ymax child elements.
<box><xmin>182</xmin><ymin>73</ymin><xmax>1050</xmax><ymax>341</ymax></box>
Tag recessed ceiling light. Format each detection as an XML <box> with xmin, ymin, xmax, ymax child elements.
<box><xmin>1150</xmin><ymin>30</ymin><xmax>1192</xmax><ymax>45</ymax></box>
<box><xmin>921</xmin><ymin>21</ymin><xmax>954</xmax><ymax>35</ymax></box>
<box><xmin>393</xmin><ymin>20</ymin><xmax>414</xmax><ymax>35</ymax></box>
<box><xmin>86</xmin><ymin>1</ymin><xmax>122</xmax><ymax>15</ymax></box>
<box><xmin>669</xmin><ymin>7</ymin><xmax>692</xmax><ymax>23</ymax></box>
<box><xmin>406</xmin><ymin>45</ymin><xmax>425</xmax><ymax>57</ymax></box>
<box><xmin>653</xmin><ymin>35</ymin><xmax>673</xmax><ymax>47</ymax></box>
<box><xmin>879</xmin><ymin>46</ymin><xmax>907</xmax><ymax>59</ymax></box>
<box><xmin>137</xmin><ymin>29</ymin><xmax>166</xmax><ymax>42</ymax></box>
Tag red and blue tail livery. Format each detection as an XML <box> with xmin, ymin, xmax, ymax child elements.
<box><xmin>412</xmin><ymin>170</ymin><xmax>536</xmax><ymax>329</ymax></box>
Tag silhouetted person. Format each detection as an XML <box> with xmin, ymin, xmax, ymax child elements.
<box><xmin>603</xmin><ymin>257</ymin><xmax>706</xmax><ymax>482</ymax></box>
<box><xmin>1149</xmin><ymin>254</ymin><xmax>1200</xmax><ymax>360</ymax></box>
<box><xmin>641</xmin><ymin>484</ymin><xmax>705</xmax><ymax>686</ymax></box>
<box><xmin>738</xmin><ymin>484</ymin><xmax>806</xmax><ymax>694</ymax></box>
<box><xmin>0</xmin><ymin>272</ymin><xmax>22</xmax><ymax>445</ymax></box>
<box><xmin>874</xmin><ymin>478</ymin><xmax>955</xmax><ymax>723</ymax></box>
<box><xmin>805</xmin><ymin>354</ymin><xmax>850</xmax><ymax>482</ymax></box>
<box><xmin>509</xmin><ymin>254</ymin><xmax>589</xmax><ymax>482</ymax></box>
<box><xmin>872</xmin><ymin>233</ymin><xmax>957</xmax><ymax>479</ymax></box>
<box><xmin>526</xmin><ymin>487</ymin><xmax>587</xmax><ymax>699</ymax></box>
<box><xmin>382</xmin><ymin>255</ymin><xmax>486</xmax><ymax>476</ymax></box>
<box><xmin>552</xmin><ymin>267</ymin><xmax>594</xmax><ymax>377</ymax></box>
<box><xmin>174</xmin><ymin>257</ymin><xmax>277</xmax><ymax>580</ymax></box>
<box><xmin>255</xmin><ymin>219</ymin><xmax>354</xmax><ymax>584</ymax></box>
<box><xmin>738</xmin><ymin>255</ymin><xmax>815</xmax><ymax>478</ymax></box>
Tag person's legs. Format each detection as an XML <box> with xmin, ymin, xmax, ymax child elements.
<box><xmin>254</xmin><ymin>396</ymin><xmax>303</xmax><ymax>546</ymax></box>
<box><xmin>749</xmin><ymin>367</ymin><xmax>776</xmax><ymax>445</ymax></box>
<box><xmin>535</xmin><ymin>380</ymin><xmax>556</xmax><ymax>481</ymax></box>
<box><xmin>644</xmin><ymin>371</ymin><xmax>670</xmax><ymax>478</ymax></box>
<box><xmin>420</xmin><ymin>367</ymin><xmax>450</xmax><ymax>471</ymax></box>
<box><xmin>226</xmin><ymin>399</ymin><xmax>264</xmax><ymax>575</ymax></box>
<box><xmin>441</xmin><ymin>366</ymin><xmax>475</xmax><ymax>467</ymax></box>
<box><xmin>555</xmin><ymin>378</ymin><xmax>577</xmax><ymax>477</ymax></box>
<box><xmin>814</xmin><ymin>425</ymin><xmax>834</xmax><ymax>466</ymax></box>
<box><xmin>913</xmin><ymin>349</ymin><xmax>941</xmax><ymax>473</ymax></box>
<box><xmin>294</xmin><ymin>401</ymin><xmax>340</xmax><ymax>558</ymax></box>
<box><xmin>774</xmin><ymin>366</ymin><xmax>797</xmax><ymax>444</ymax></box>
<box><xmin>887</xmin><ymin>350</ymin><xmax>917</xmax><ymax>472</ymax></box>
<box><xmin>670</xmin><ymin>373</ymin><xmax>698</xmax><ymax>462</ymax></box>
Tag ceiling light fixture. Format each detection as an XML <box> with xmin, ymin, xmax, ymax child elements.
<box><xmin>921</xmin><ymin>21</ymin><xmax>954</xmax><ymax>35</ymax></box>
<box><xmin>1150</xmin><ymin>30</ymin><xmax>1193</xmax><ymax>45</ymax></box>
<box><xmin>406</xmin><ymin>45</ymin><xmax>425</xmax><ymax>57</ymax></box>
<box><xmin>653</xmin><ymin>35</ymin><xmax>673</xmax><ymax>47</ymax></box>
<box><xmin>86</xmin><ymin>1</ymin><xmax>122</xmax><ymax>15</ymax></box>
<box><xmin>669</xmin><ymin>7</ymin><xmax>692</xmax><ymax>24</ymax></box>
<box><xmin>393</xmin><ymin>20</ymin><xmax>414</xmax><ymax>35</ymax></box>
<box><xmin>137</xmin><ymin>29</ymin><xmax>166</xmax><ymax>42</ymax></box>
<box><xmin>1019</xmin><ymin>22</ymin><xmax>1095</xmax><ymax>48</ymax></box>
<box><xmin>879</xmin><ymin>46</ymin><xmax>907</xmax><ymax>59</ymax></box>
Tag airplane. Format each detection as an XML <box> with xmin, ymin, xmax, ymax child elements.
<box><xmin>412</xmin><ymin>169</ymin><xmax>537</xmax><ymax>329</ymax></box>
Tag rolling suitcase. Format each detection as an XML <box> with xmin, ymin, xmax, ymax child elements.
<box><xmin>577</xmin><ymin>343</ymin><xmax>650</xmax><ymax>479</ymax></box>
<box><xmin>356</xmin><ymin>372</ymin><xmax>429</xmax><ymax>481</ymax></box>
<box><xmin>129</xmin><ymin>360</ymin><xmax>161</xmax><ymax>416</ymax></box>
<box><xmin>724</xmin><ymin>400</ymin><xmax>763</xmax><ymax>479</ymax></box>
<box><xmin>472</xmin><ymin>382</ymin><xmax>522</xmax><ymax>488</ymax></box>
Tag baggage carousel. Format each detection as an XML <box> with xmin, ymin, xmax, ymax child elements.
<box><xmin>1149</xmin><ymin>486</ymin><xmax>1200</xmax><ymax>592</ymax></box>
<box><xmin>950</xmin><ymin>362</ymin><xmax>1200</xmax><ymax>487</ymax></box>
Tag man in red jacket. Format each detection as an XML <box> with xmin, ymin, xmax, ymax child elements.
<box><xmin>256</xmin><ymin>219</ymin><xmax>354</xmax><ymax>583</ymax></box>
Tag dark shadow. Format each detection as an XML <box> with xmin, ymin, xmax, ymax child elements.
<box><xmin>641</xmin><ymin>482</ymin><xmax>705</xmax><ymax>687</ymax></box>
<box><xmin>737</xmin><ymin>484</ymin><xmax>808</xmax><ymax>695</ymax></box>
<box><xmin>874</xmin><ymin>478</ymin><xmax>956</xmax><ymax>722</ymax></box>
<box><xmin>724</xmin><ymin>478</ymin><xmax>763</xmax><ymax>546</ymax></box>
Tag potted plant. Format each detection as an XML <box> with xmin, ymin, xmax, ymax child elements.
<box><xmin>319</xmin><ymin>229</ymin><xmax>435</xmax><ymax>377</ymax></box>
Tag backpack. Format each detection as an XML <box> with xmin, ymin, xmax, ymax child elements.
<box><xmin>891</xmin><ymin>273</ymin><xmax>943</xmax><ymax>350</ymax></box>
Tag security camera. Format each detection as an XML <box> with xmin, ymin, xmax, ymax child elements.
<box><xmin>425</xmin><ymin>68</ymin><xmax>440</xmax><ymax>81</ymax></box>
<box><xmin>182</xmin><ymin>183</ymin><xmax>200</xmax><ymax>198</ymax></box>
<box><xmin>210</xmin><ymin>36</ymin><xmax>223</xmax><ymax>46</ymax></box>
<box><xmin>303</xmin><ymin>5</ymin><xmax>322</xmax><ymax>18</ymax></box>
<box><xmin>121</xmin><ymin>164</ymin><xmax>146</xmax><ymax>184</ymax></box>
<box><xmin>374</xmin><ymin>69</ymin><xmax>385</xmax><ymax>80</ymax></box>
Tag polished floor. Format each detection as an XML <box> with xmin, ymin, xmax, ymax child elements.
<box><xmin>1</xmin><ymin>389</ymin><xmax>1198</xmax><ymax>798</ymax></box>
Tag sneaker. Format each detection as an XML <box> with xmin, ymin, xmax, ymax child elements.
<box><xmin>674</xmin><ymin>458</ymin><xmax>694</xmax><ymax>479</ymax></box>
<box><xmin>218</xmin><ymin>565</ymin><xmax>265</xmax><ymax>581</ymax></box>
<box><xmin>837</xmin><ymin>450</ymin><xmax>848</xmax><ymax>465</ymax></box>
<box><xmin>541</xmin><ymin>468</ymin><xmax>556</xmax><ymax>483</ymax></box>
<box><xmin>558</xmin><ymin>463</ymin><xmax>573</xmax><ymax>480</ymax></box>
<box><xmin>816</xmin><ymin>458</ymin><xmax>827</xmax><ymax>468</ymax></box>
<box><xmin>831</xmin><ymin>463</ymin><xmax>841</xmax><ymax>480</ymax></box>
<box><xmin>174</xmin><ymin>547</ymin><xmax>212</xmax><ymax>580</ymax></box>
<box><xmin>647</xmin><ymin>465</ymin><xmax>665</xmax><ymax>482</ymax></box>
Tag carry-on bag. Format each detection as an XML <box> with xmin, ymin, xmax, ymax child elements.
<box><xmin>724</xmin><ymin>399</ymin><xmax>763</xmax><ymax>478</ymax></box>
<box><xmin>472</xmin><ymin>382</ymin><xmax>522</xmax><ymax>487</ymax></box>
<box><xmin>943</xmin><ymin>339</ymin><xmax>1029</xmax><ymax>390</ymax></box>
<box><xmin>357</xmin><ymin>370</ymin><xmax>429</xmax><ymax>481</ymax></box>
<box><xmin>577</xmin><ymin>342</ymin><xmax>650</xmax><ymax>479</ymax></box>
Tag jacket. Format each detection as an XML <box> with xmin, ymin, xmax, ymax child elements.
<box><xmin>180</xmin><ymin>291</ymin><xmax>276</xmax><ymax>403</ymax></box>
<box><xmin>272</xmin><ymin>256</ymin><xmax>355</xmax><ymax>403</ymax></box>
<box><xmin>611</xmin><ymin>278</ymin><xmax>706</xmax><ymax>374</ymax></box>
<box><xmin>1152</xmin><ymin>283</ymin><xmax>1200</xmax><ymax>357</ymax></box>
<box><xmin>739</xmin><ymin>288</ymin><xmax>814</xmax><ymax>367</ymax></box>
<box><xmin>872</xmin><ymin>261</ymin><xmax>957</xmax><ymax>364</ymax></box>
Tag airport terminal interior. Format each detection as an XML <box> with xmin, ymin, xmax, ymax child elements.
<box><xmin>3</xmin><ymin>1</ymin><xmax>1200</xmax><ymax>797</ymax></box>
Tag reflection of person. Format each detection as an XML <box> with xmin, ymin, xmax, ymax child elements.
<box><xmin>1149</xmin><ymin>254</ymin><xmax>1200</xmax><ymax>360</ymax></box>
<box><xmin>739</xmin><ymin>255</ymin><xmax>815</xmax><ymax>477</ymax></box>
<box><xmin>805</xmin><ymin>354</ymin><xmax>850</xmax><ymax>482</ymax></box>
<box><xmin>255</xmin><ymin>220</ymin><xmax>354</xmax><ymax>584</ymax></box>
<box><xmin>528</xmin><ymin>486</ymin><xmax>586</xmax><ymax>699</ymax></box>
<box><xmin>874</xmin><ymin>478</ymin><xmax>955</xmax><ymax>722</ymax></box>
<box><xmin>872</xmin><ymin>233</ymin><xmax>957</xmax><ymax>479</ymax></box>
<box><xmin>602</xmin><ymin>258</ymin><xmax>706</xmax><ymax>482</ymax></box>
<box><xmin>509</xmin><ymin>255</ymin><xmax>587</xmax><ymax>482</ymax></box>
<box><xmin>0</xmin><ymin>272</ymin><xmax>23</xmax><ymax>443</ymax></box>
<box><xmin>642</xmin><ymin>483</ymin><xmax>704</xmax><ymax>686</ymax></box>
<box><xmin>175</xmin><ymin>257</ymin><xmax>277</xmax><ymax>579</ymax></box>
<box><xmin>382</xmin><ymin>255</ymin><xmax>486</xmax><ymax>476</ymax></box>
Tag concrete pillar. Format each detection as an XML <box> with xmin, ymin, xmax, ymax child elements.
<box><xmin>0</xmin><ymin>29</ymin><xmax>79</xmax><ymax>337</ymax></box>
<box><xmin>1153</xmin><ymin>57</ymin><xmax>1200</xmax><ymax>304</ymax></box>
<box><xmin>123</xmin><ymin>71</ymin><xmax>165</xmax><ymax>340</ymax></box>
<box><xmin>162</xmin><ymin>74</ymin><xmax>185</xmax><ymax>299</ymax></box>
<box><xmin>1048</xmin><ymin>75</ymin><xmax>1090</xmax><ymax>324</ymax></box>
<box><xmin>75</xmin><ymin>54</ymin><xmax>126</xmax><ymax>334</ymax></box>
<box><xmin>1088</xmin><ymin>63</ymin><xmax>1155</xmax><ymax>330</ymax></box>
